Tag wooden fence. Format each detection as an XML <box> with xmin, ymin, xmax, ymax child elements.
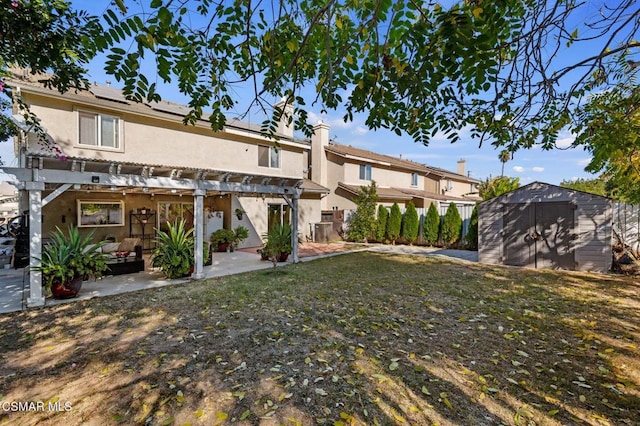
<box><xmin>612</xmin><ymin>202</ymin><xmax>640</xmax><ymax>251</ymax></box>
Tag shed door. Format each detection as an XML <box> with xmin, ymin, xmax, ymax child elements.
<box><xmin>504</xmin><ymin>202</ymin><xmax>574</xmax><ymax>269</ymax></box>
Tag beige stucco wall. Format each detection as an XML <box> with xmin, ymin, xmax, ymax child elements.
<box><xmin>342</xmin><ymin>162</ymin><xmax>423</xmax><ymax>190</ymax></box>
<box><xmin>439</xmin><ymin>177</ymin><xmax>476</xmax><ymax>198</ymax></box>
<box><xmin>23</xmin><ymin>92</ymin><xmax>306</xmax><ymax>178</ymax></box>
<box><xmin>424</xmin><ymin>176</ymin><xmax>439</xmax><ymax>193</ymax></box>
<box><xmin>232</xmin><ymin>194</ymin><xmax>322</xmax><ymax>248</ymax></box>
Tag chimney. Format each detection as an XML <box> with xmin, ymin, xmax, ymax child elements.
<box><xmin>457</xmin><ymin>159</ymin><xmax>466</xmax><ymax>176</ymax></box>
<box><xmin>311</xmin><ymin>120</ymin><xmax>330</xmax><ymax>208</ymax></box>
<box><xmin>274</xmin><ymin>98</ymin><xmax>294</xmax><ymax>138</ymax></box>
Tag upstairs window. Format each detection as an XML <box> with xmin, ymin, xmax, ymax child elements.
<box><xmin>258</xmin><ymin>145</ymin><xmax>280</xmax><ymax>168</ymax></box>
<box><xmin>359</xmin><ymin>164</ymin><xmax>372</xmax><ymax>181</ymax></box>
<box><xmin>79</xmin><ymin>112</ymin><xmax>120</xmax><ymax>149</ymax></box>
<box><xmin>411</xmin><ymin>172</ymin><xmax>418</xmax><ymax>186</ymax></box>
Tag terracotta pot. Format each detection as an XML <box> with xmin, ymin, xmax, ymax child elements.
<box><xmin>51</xmin><ymin>277</ymin><xmax>82</xmax><ymax>299</ymax></box>
<box><xmin>216</xmin><ymin>242</ymin><xmax>230</xmax><ymax>252</ymax></box>
<box><xmin>278</xmin><ymin>253</ymin><xmax>289</xmax><ymax>262</ymax></box>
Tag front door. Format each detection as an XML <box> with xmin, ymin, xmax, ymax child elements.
<box><xmin>504</xmin><ymin>202</ymin><xmax>574</xmax><ymax>269</ymax></box>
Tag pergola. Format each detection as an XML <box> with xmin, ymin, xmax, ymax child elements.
<box><xmin>1</xmin><ymin>154</ymin><xmax>304</xmax><ymax>308</ymax></box>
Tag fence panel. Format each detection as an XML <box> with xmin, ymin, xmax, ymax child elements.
<box><xmin>612</xmin><ymin>202</ymin><xmax>640</xmax><ymax>252</ymax></box>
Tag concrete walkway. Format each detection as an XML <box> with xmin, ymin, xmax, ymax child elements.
<box><xmin>0</xmin><ymin>244</ymin><xmax>477</xmax><ymax>314</ymax></box>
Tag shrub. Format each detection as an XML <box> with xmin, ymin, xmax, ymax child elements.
<box><xmin>441</xmin><ymin>203</ymin><xmax>462</xmax><ymax>247</ymax></box>
<box><xmin>386</xmin><ymin>202</ymin><xmax>402</xmax><ymax>244</ymax></box>
<box><xmin>423</xmin><ymin>203</ymin><xmax>440</xmax><ymax>246</ymax></box>
<box><xmin>347</xmin><ymin>182</ymin><xmax>378</xmax><ymax>242</ymax></box>
<box><xmin>402</xmin><ymin>201</ymin><xmax>419</xmax><ymax>244</ymax></box>
<box><xmin>465</xmin><ymin>204</ymin><xmax>479</xmax><ymax>250</ymax></box>
<box><xmin>375</xmin><ymin>205</ymin><xmax>388</xmax><ymax>242</ymax></box>
<box><xmin>152</xmin><ymin>219</ymin><xmax>194</xmax><ymax>279</ymax></box>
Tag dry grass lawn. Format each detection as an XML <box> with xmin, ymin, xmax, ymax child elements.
<box><xmin>0</xmin><ymin>252</ymin><xmax>639</xmax><ymax>425</ymax></box>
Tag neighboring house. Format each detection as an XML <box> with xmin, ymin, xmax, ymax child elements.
<box><xmin>0</xmin><ymin>181</ymin><xmax>19</xmax><ymax>220</ymax></box>
<box><xmin>310</xmin><ymin>125</ymin><xmax>480</xmax><ymax>213</ymax></box>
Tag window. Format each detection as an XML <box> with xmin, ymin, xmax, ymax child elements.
<box><xmin>359</xmin><ymin>164</ymin><xmax>372</xmax><ymax>181</ymax></box>
<box><xmin>258</xmin><ymin>145</ymin><xmax>280</xmax><ymax>168</ymax></box>
<box><xmin>78</xmin><ymin>111</ymin><xmax>120</xmax><ymax>149</ymax></box>
<box><xmin>77</xmin><ymin>201</ymin><xmax>124</xmax><ymax>227</ymax></box>
<box><xmin>268</xmin><ymin>204</ymin><xmax>290</xmax><ymax>231</ymax></box>
<box><xmin>411</xmin><ymin>173</ymin><xmax>418</xmax><ymax>186</ymax></box>
<box><xmin>157</xmin><ymin>202</ymin><xmax>194</xmax><ymax>232</ymax></box>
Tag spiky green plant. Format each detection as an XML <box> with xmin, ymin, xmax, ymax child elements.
<box><xmin>152</xmin><ymin>219</ymin><xmax>194</xmax><ymax>279</ymax></box>
<box><xmin>34</xmin><ymin>226</ymin><xmax>107</xmax><ymax>291</ymax></box>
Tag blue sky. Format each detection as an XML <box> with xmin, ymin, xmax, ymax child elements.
<box><xmin>1</xmin><ymin>0</ymin><xmax>598</xmax><ymax>185</ymax></box>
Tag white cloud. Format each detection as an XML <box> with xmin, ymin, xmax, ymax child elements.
<box><xmin>555</xmin><ymin>137</ymin><xmax>575</xmax><ymax>149</ymax></box>
<box><xmin>555</xmin><ymin>130</ymin><xmax>576</xmax><ymax>149</ymax></box>
<box><xmin>532</xmin><ymin>166</ymin><xmax>544</xmax><ymax>172</ymax></box>
<box><xmin>353</xmin><ymin>126</ymin><xmax>368</xmax><ymax>135</ymax></box>
<box><xmin>577</xmin><ymin>158</ymin><xmax>591</xmax><ymax>166</ymax></box>
<box><xmin>513</xmin><ymin>166</ymin><xmax>525</xmax><ymax>173</ymax></box>
<box><xmin>306</xmin><ymin>111</ymin><xmax>352</xmax><ymax>129</ymax></box>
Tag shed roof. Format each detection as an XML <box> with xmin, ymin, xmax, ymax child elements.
<box><xmin>480</xmin><ymin>181</ymin><xmax>612</xmax><ymax>205</ymax></box>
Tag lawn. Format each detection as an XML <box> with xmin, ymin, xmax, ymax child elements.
<box><xmin>0</xmin><ymin>252</ymin><xmax>638</xmax><ymax>425</ymax></box>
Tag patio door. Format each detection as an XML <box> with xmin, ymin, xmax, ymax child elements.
<box><xmin>504</xmin><ymin>202</ymin><xmax>574</xmax><ymax>269</ymax></box>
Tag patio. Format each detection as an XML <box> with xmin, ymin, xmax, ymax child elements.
<box><xmin>0</xmin><ymin>242</ymin><xmax>358</xmax><ymax>314</ymax></box>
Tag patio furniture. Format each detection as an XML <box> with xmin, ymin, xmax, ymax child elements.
<box><xmin>105</xmin><ymin>257</ymin><xmax>145</xmax><ymax>276</ymax></box>
<box><xmin>100</xmin><ymin>238</ymin><xmax>145</xmax><ymax>275</ymax></box>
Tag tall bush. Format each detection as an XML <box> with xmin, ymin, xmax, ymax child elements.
<box><xmin>402</xmin><ymin>201</ymin><xmax>419</xmax><ymax>244</ymax></box>
<box><xmin>465</xmin><ymin>204</ymin><xmax>479</xmax><ymax>250</ymax></box>
<box><xmin>346</xmin><ymin>181</ymin><xmax>378</xmax><ymax>242</ymax></box>
<box><xmin>386</xmin><ymin>202</ymin><xmax>402</xmax><ymax>244</ymax></box>
<box><xmin>375</xmin><ymin>204</ymin><xmax>388</xmax><ymax>242</ymax></box>
<box><xmin>423</xmin><ymin>203</ymin><xmax>440</xmax><ymax>246</ymax></box>
<box><xmin>441</xmin><ymin>203</ymin><xmax>462</xmax><ymax>247</ymax></box>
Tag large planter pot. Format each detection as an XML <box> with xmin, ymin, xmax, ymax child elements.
<box><xmin>278</xmin><ymin>253</ymin><xmax>289</xmax><ymax>262</ymax></box>
<box><xmin>51</xmin><ymin>276</ymin><xmax>82</xmax><ymax>299</ymax></box>
<box><xmin>216</xmin><ymin>242</ymin><xmax>230</xmax><ymax>252</ymax></box>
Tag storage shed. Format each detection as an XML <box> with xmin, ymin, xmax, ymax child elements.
<box><xmin>478</xmin><ymin>182</ymin><xmax>612</xmax><ymax>273</ymax></box>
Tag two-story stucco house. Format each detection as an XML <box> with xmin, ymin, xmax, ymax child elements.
<box><xmin>2</xmin><ymin>70</ymin><xmax>331</xmax><ymax>306</ymax></box>
<box><xmin>2</xmin><ymin>69</ymin><xmax>481</xmax><ymax>307</ymax></box>
<box><xmin>309</xmin><ymin>123</ymin><xmax>480</xmax><ymax>212</ymax></box>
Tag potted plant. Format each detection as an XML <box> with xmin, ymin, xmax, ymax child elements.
<box><xmin>34</xmin><ymin>226</ymin><xmax>108</xmax><ymax>299</ymax></box>
<box><xmin>261</xmin><ymin>223</ymin><xmax>292</xmax><ymax>268</ymax></box>
<box><xmin>232</xmin><ymin>225</ymin><xmax>249</xmax><ymax>251</ymax></box>
<box><xmin>210</xmin><ymin>228</ymin><xmax>235</xmax><ymax>252</ymax></box>
<box><xmin>152</xmin><ymin>219</ymin><xmax>194</xmax><ymax>279</ymax></box>
<box><xmin>234</xmin><ymin>208</ymin><xmax>246</xmax><ymax>220</ymax></box>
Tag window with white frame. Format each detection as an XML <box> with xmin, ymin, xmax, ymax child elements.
<box><xmin>359</xmin><ymin>164</ymin><xmax>372</xmax><ymax>181</ymax></box>
<box><xmin>258</xmin><ymin>145</ymin><xmax>281</xmax><ymax>168</ymax></box>
<box><xmin>78</xmin><ymin>111</ymin><xmax>121</xmax><ymax>149</ymax></box>
<box><xmin>411</xmin><ymin>172</ymin><xmax>418</xmax><ymax>186</ymax></box>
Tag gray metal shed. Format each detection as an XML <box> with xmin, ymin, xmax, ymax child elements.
<box><xmin>478</xmin><ymin>182</ymin><xmax>612</xmax><ymax>273</ymax></box>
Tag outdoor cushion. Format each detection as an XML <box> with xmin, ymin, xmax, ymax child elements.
<box><xmin>102</xmin><ymin>242</ymin><xmax>121</xmax><ymax>253</ymax></box>
<box><xmin>118</xmin><ymin>238</ymin><xmax>140</xmax><ymax>253</ymax></box>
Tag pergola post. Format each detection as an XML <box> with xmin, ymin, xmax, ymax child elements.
<box><xmin>291</xmin><ymin>190</ymin><xmax>300</xmax><ymax>263</ymax></box>
<box><xmin>193</xmin><ymin>189</ymin><xmax>205</xmax><ymax>279</ymax></box>
<box><xmin>27</xmin><ymin>181</ymin><xmax>45</xmax><ymax>307</ymax></box>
